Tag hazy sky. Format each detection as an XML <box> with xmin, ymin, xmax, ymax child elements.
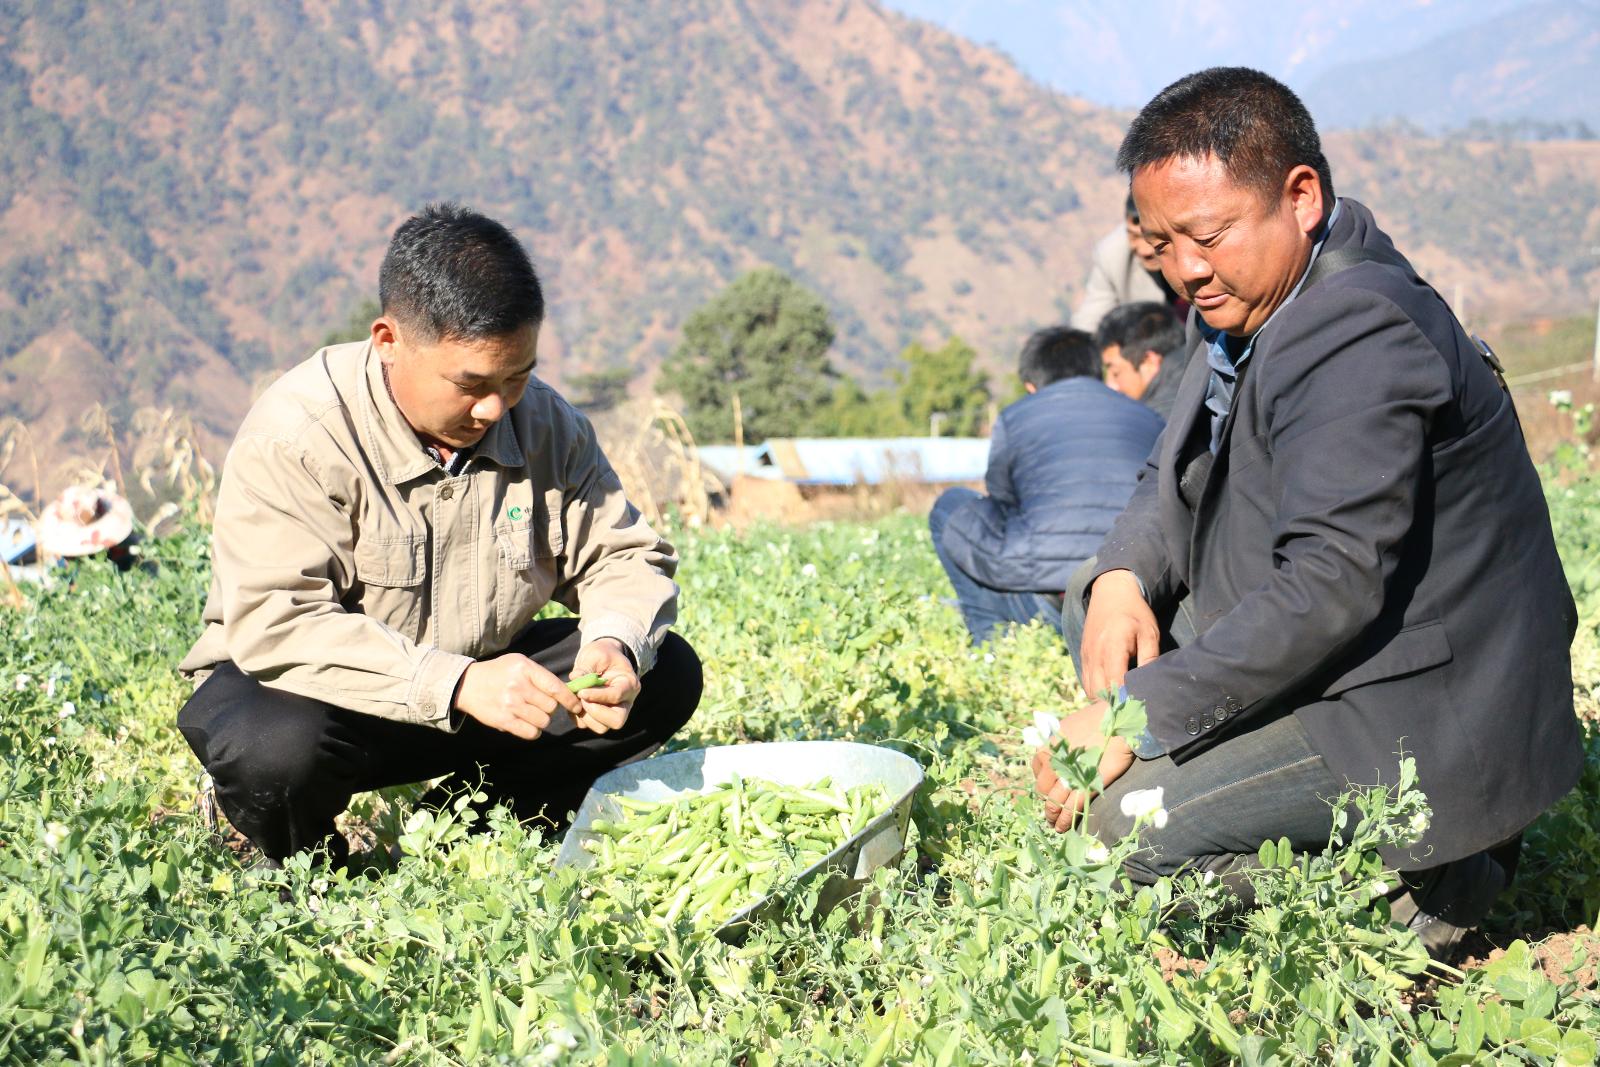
<box><xmin>882</xmin><ymin>0</ymin><xmax>1535</xmax><ymax>113</ymax></box>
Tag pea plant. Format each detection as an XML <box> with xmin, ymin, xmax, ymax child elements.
<box><xmin>0</xmin><ymin>493</ymin><xmax>1596</xmax><ymax>1064</ymax></box>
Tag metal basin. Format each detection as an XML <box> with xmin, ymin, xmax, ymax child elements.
<box><xmin>555</xmin><ymin>741</ymin><xmax>924</xmax><ymax>940</ymax></box>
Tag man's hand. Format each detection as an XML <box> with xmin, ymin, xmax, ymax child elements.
<box><xmin>454</xmin><ymin>654</ymin><xmax>584</xmax><ymax>740</ymax></box>
<box><xmin>1080</xmin><ymin>569</ymin><xmax>1162</xmax><ymax>698</ymax></box>
<box><xmin>569</xmin><ymin>638</ymin><xmax>641</xmax><ymax>735</ymax></box>
<box><xmin>1031</xmin><ymin>700</ymin><xmax>1136</xmax><ymax>832</ymax></box>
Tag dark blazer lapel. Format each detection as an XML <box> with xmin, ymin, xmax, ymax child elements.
<box><xmin>1159</xmin><ymin>329</ymin><xmax>1212</xmax><ymax>588</ymax></box>
<box><xmin>1189</xmin><ymin>355</ymin><xmax>1249</xmax><ymax>578</ymax></box>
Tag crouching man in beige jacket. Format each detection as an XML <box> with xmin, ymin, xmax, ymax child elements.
<box><xmin>178</xmin><ymin>203</ymin><xmax>700</xmax><ymax>867</ymax></box>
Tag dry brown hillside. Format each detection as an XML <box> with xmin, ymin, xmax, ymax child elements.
<box><xmin>1</xmin><ymin>0</ymin><xmax>1597</xmax><ymax>495</ymax></box>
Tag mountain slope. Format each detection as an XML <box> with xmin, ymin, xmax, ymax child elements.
<box><xmin>1305</xmin><ymin>2</ymin><xmax>1600</xmax><ymax>132</ymax></box>
<box><xmin>1</xmin><ymin>0</ymin><xmax>1598</xmax><ymax>486</ymax></box>
<box><xmin>881</xmin><ymin>0</ymin><xmax>1535</xmax><ymax>113</ymax></box>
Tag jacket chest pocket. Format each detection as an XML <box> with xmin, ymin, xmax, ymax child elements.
<box><xmin>493</xmin><ymin>495</ymin><xmax>565</xmax><ymax>641</ymax></box>
<box><xmin>1227</xmin><ymin>431</ymin><xmax>1270</xmax><ymax>478</ymax></box>
<box><xmin>352</xmin><ymin>533</ymin><xmax>427</xmax><ymax>640</ymax></box>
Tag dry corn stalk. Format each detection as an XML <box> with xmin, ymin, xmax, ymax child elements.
<box><xmin>131</xmin><ymin>407</ymin><xmax>217</xmax><ymax>524</ymax></box>
<box><xmin>0</xmin><ymin>418</ymin><xmax>42</xmax><ymax>517</ymax></box>
<box><xmin>80</xmin><ymin>404</ymin><xmax>126</xmax><ymax>498</ymax></box>
<box><xmin>594</xmin><ymin>398</ymin><xmax>723</xmax><ymax>527</ymax></box>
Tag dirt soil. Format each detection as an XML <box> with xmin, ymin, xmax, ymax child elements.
<box><xmin>1461</xmin><ymin>927</ymin><xmax>1599</xmax><ymax>990</ymax></box>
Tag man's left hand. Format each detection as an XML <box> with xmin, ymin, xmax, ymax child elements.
<box><xmin>570</xmin><ymin>638</ymin><xmax>641</xmax><ymax>735</ymax></box>
<box><xmin>1031</xmin><ymin>699</ymin><xmax>1135</xmax><ymax>832</ymax></box>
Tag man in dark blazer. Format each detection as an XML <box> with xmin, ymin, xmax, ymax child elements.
<box><xmin>1032</xmin><ymin>67</ymin><xmax>1582</xmax><ymax>958</ymax></box>
<box><xmin>931</xmin><ymin>327</ymin><xmax>1162</xmax><ymax>644</ymax></box>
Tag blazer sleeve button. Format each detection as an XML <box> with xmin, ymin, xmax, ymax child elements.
<box><xmin>1185</xmin><ymin>717</ymin><xmax>1201</xmax><ymax>735</ymax></box>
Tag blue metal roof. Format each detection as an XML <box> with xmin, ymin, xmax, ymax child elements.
<box><xmin>2</xmin><ymin>518</ymin><xmax>36</xmax><ymax>565</ymax></box>
<box><xmin>698</xmin><ymin>438</ymin><xmax>989</xmax><ymax>487</ymax></box>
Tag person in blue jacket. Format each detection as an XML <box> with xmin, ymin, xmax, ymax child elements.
<box><xmin>929</xmin><ymin>326</ymin><xmax>1164</xmax><ymax>644</ymax></box>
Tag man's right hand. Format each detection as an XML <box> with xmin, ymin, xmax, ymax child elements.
<box><xmin>453</xmin><ymin>654</ymin><xmax>584</xmax><ymax>740</ymax></box>
<box><xmin>1079</xmin><ymin>569</ymin><xmax>1162</xmax><ymax>698</ymax></box>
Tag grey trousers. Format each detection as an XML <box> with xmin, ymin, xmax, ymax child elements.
<box><xmin>1062</xmin><ymin>557</ymin><xmax>1345</xmax><ymax>906</ymax></box>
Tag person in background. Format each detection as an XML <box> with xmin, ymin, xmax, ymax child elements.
<box><xmin>178</xmin><ymin>203</ymin><xmax>702</xmax><ymax>870</ymax></box>
<box><xmin>1094</xmin><ymin>301</ymin><xmax>1190</xmax><ymax>421</ymax></box>
<box><xmin>1072</xmin><ymin>194</ymin><xmax>1189</xmax><ymax>333</ymax></box>
<box><xmin>1035</xmin><ymin>68</ymin><xmax>1581</xmax><ymax>961</ymax></box>
<box><xmin>35</xmin><ymin>484</ymin><xmax>141</xmax><ymax>572</ymax></box>
<box><xmin>930</xmin><ymin>327</ymin><xmax>1163</xmax><ymax>644</ymax></box>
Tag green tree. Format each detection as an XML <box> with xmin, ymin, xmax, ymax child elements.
<box><xmin>566</xmin><ymin>367</ymin><xmax>636</xmax><ymax>413</ymax></box>
<box><xmin>657</xmin><ymin>269</ymin><xmax>837</xmax><ymax>443</ymax></box>
<box><xmin>812</xmin><ymin>378</ymin><xmax>912</xmax><ymax>437</ymax></box>
<box><xmin>890</xmin><ymin>336</ymin><xmax>991</xmax><ymax>437</ymax></box>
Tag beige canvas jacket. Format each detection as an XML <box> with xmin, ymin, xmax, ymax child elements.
<box><xmin>179</xmin><ymin>341</ymin><xmax>678</xmax><ymax>730</ymax></box>
<box><xmin>1071</xmin><ymin>226</ymin><xmax>1169</xmax><ymax>333</ymax></box>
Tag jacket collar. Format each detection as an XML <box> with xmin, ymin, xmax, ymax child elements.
<box><xmin>359</xmin><ymin>343</ymin><xmax>526</xmax><ymax>486</ymax></box>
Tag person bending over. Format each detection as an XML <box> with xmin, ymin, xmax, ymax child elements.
<box><xmin>1035</xmin><ymin>69</ymin><xmax>1581</xmax><ymax>960</ymax></box>
<box><xmin>179</xmin><ymin>204</ymin><xmax>701</xmax><ymax>867</ymax></box>
<box><xmin>1072</xmin><ymin>194</ymin><xmax>1189</xmax><ymax>332</ymax></box>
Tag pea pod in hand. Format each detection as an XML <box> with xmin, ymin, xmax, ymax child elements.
<box><xmin>567</xmin><ymin>672</ymin><xmax>606</xmax><ymax>694</ymax></box>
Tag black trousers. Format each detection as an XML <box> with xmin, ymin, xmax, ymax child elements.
<box><xmin>178</xmin><ymin>619</ymin><xmax>702</xmax><ymax>863</ymax></box>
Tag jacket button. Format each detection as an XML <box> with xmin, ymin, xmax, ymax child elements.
<box><xmin>421</xmin><ymin>700</ymin><xmax>435</xmax><ymax>716</ymax></box>
<box><xmin>1200</xmin><ymin>713</ymin><xmax>1214</xmax><ymax>730</ymax></box>
<box><xmin>439</xmin><ymin>484</ymin><xmax>455</xmax><ymax>501</ymax></box>
<box><xmin>1225</xmin><ymin>698</ymin><xmax>1241</xmax><ymax>713</ymax></box>
<box><xmin>1214</xmin><ymin>704</ymin><xmax>1228</xmax><ymax>722</ymax></box>
<box><xmin>1185</xmin><ymin>717</ymin><xmax>1201</xmax><ymax>735</ymax></box>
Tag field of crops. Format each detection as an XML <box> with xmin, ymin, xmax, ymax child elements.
<box><xmin>2</xmin><ymin>472</ymin><xmax>1598</xmax><ymax>1064</ymax></box>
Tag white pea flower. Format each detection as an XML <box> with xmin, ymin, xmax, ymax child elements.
<box><xmin>1022</xmin><ymin>710</ymin><xmax>1060</xmax><ymax>749</ymax></box>
<box><xmin>1369</xmin><ymin>878</ymin><xmax>1392</xmax><ymax>900</ymax></box>
<box><xmin>1119</xmin><ymin>787</ymin><xmax>1169</xmax><ymax>829</ymax></box>
<box><xmin>1203</xmin><ymin>871</ymin><xmax>1216</xmax><ymax>885</ymax></box>
<box><xmin>548</xmin><ymin>1026</ymin><xmax>579</xmax><ymax>1049</ymax></box>
<box><xmin>59</xmin><ymin>702</ymin><xmax>76</xmax><ymax>719</ymax></box>
<box><xmin>1549</xmin><ymin>389</ymin><xmax>1573</xmax><ymax>408</ymax></box>
<box><xmin>43</xmin><ymin>822</ymin><xmax>68</xmax><ymax>852</ymax></box>
<box><xmin>1408</xmin><ymin>811</ymin><xmax>1429</xmax><ymax>837</ymax></box>
<box><xmin>13</xmin><ymin>674</ymin><xmax>31</xmax><ymax>691</ymax></box>
<box><xmin>983</xmin><ymin>653</ymin><xmax>995</xmax><ymax>664</ymax></box>
<box><xmin>42</xmin><ymin>737</ymin><xmax>57</xmax><ymax>748</ymax></box>
<box><xmin>800</xmin><ymin>563</ymin><xmax>818</xmax><ymax>578</ymax></box>
<box><xmin>1084</xmin><ymin>840</ymin><xmax>1111</xmax><ymax>865</ymax></box>
<box><xmin>45</xmin><ymin>677</ymin><xmax>56</xmax><ymax>699</ymax></box>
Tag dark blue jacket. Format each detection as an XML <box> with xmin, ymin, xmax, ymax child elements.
<box><xmin>940</xmin><ymin>377</ymin><xmax>1163</xmax><ymax>592</ymax></box>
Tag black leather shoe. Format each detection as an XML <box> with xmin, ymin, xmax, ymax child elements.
<box><xmin>1391</xmin><ymin>850</ymin><xmax>1507</xmax><ymax>961</ymax></box>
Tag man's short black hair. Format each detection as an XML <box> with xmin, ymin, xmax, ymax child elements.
<box><xmin>1125</xmin><ymin>191</ymin><xmax>1138</xmax><ymax>223</ymax></box>
<box><xmin>1094</xmin><ymin>302</ymin><xmax>1184</xmax><ymax>368</ymax></box>
<box><xmin>1117</xmin><ymin>67</ymin><xmax>1335</xmax><ymax>205</ymax></box>
<box><xmin>1019</xmin><ymin>326</ymin><xmax>1100</xmax><ymax>389</ymax></box>
<box><xmin>379</xmin><ymin>203</ymin><xmax>544</xmax><ymax>343</ymax></box>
